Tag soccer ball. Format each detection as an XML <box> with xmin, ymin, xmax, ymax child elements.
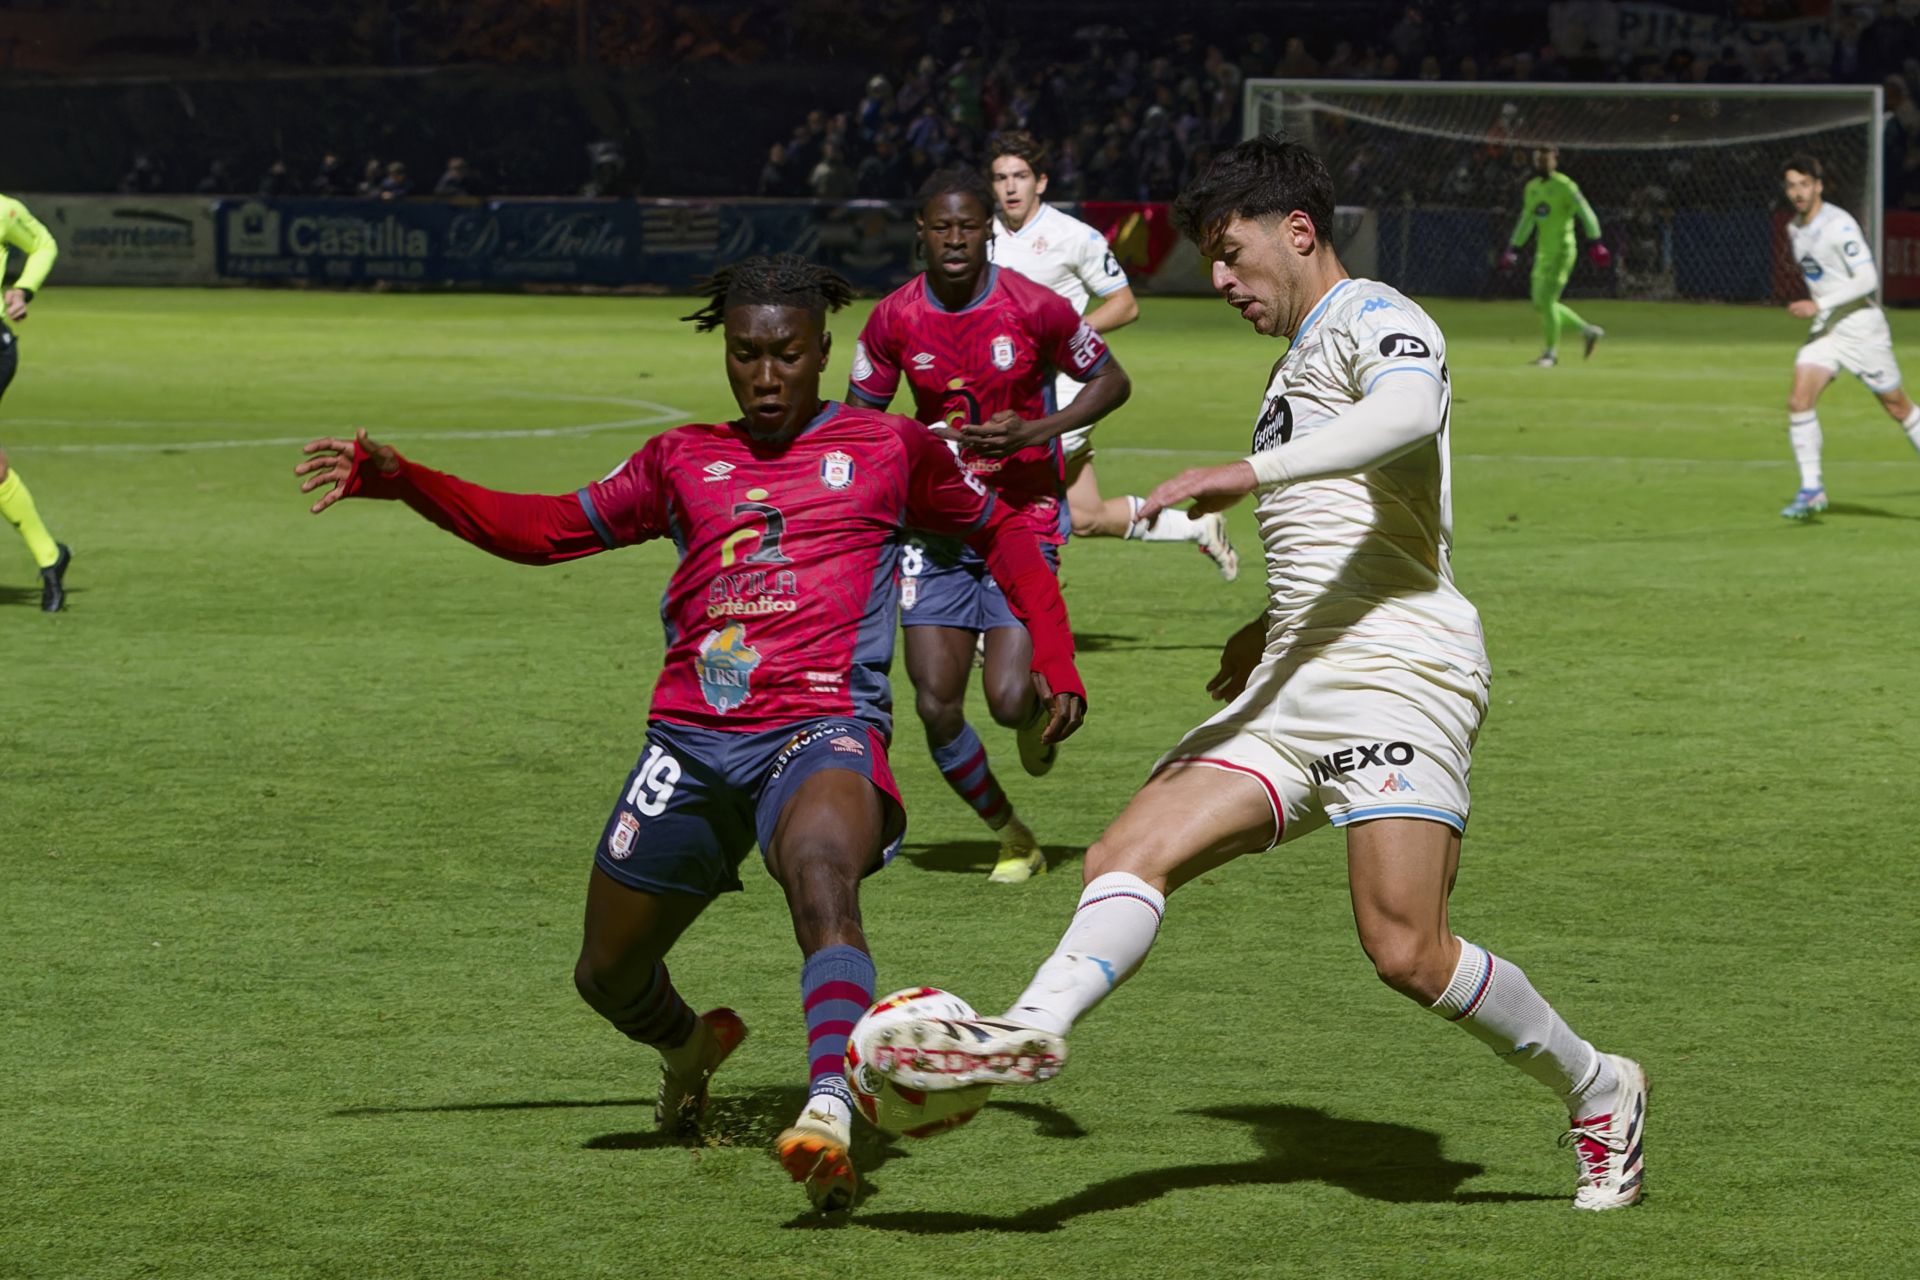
<box><xmin>843</xmin><ymin>986</ymin><xmax>993</xmax><ymax>1138</ymax></box>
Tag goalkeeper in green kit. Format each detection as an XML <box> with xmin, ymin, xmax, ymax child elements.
<box><xmin>1499</xmin><ymin>147</ymin><xmax>1610</xmax><ymax>367</ymax></box>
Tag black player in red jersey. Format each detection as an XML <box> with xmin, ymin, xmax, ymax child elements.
<box><xmin>295</xmin><ymin>256</ymin><xmax>1086</xmax><ymax>1213</ymax></box>
<box><xmin>849</xmin><ymin>168</ymin><xmax>1130</xmax><ymax>884</ymax></box>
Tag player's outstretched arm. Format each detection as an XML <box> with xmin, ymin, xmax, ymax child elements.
<box><xmin>295</xmin><ymin>429</ymin><xmax>613</xmax><ymax>565</ymax></box>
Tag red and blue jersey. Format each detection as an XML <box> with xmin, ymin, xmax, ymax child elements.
<box><xmin>848</xmin><ymin>265</ymin><xmax>1110</xmax><ymax>546</ymax></box>
<box><xmin>579</xmin><ymin>401</ymin><xmax>996</xmax><ymax>733</ymax></box>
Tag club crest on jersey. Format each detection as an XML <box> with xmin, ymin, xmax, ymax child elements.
<box><xmin>1253</xmin><ymin>394</ymin><xmax>1294</xmax><ymax>451</ymax></box>
<box><xmin>695</xmin><ymin>622</ymin><xmax>762</xmax><ymax>714</ymax></box>
<box><xmin>608</xmin><ymin>812</ymin><xmax>639</xmax><ymax>860</ymax></box>
<box><xmin>1799</xmin><ymin>254</ymin><xmax>1823</xmax><ymax>280</ymax></box>
<box><xmin>991</xmin><ymin>334</ymin><xmax>1016</xmax><ymax>371</ymax></box>
<box><xmin>820</xmin><ymin>449</ymin><xmax>856</xmax><ymax>491</ymax></box>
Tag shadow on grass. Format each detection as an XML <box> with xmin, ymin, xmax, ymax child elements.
<box><xmin>1073</xmin><ymin>631</ymin><xmax>1220</xmax><ymax>653</ymax></box>
<box><xmin>1824</xmin><ymin>501</ymin><xmax>1920</xmax><ymax>522</ymax></box>
<box><xmin>843</xmin><ymin>1103</ymin><xmax>1560</xmax><ymax>1233</ymax></box>
<box><xmin>334</xmin><ymin>1097</ymin><xmax>653</xmax><ymax>1117</ymax></box>
<box><xmin>898</xmin><ymin>841</ymin><xmax>1088</xmax><ymax>875</ymax></box>
<box><xmin>0</xmin><ymin>583</ymin><xmax>74</xmax><ymax>607</ymax></box>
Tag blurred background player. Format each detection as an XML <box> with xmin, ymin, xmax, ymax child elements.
<box><xmin>849</xmin><ymin>167</ymin><xmax>1128</xmax><ymax>885</ymax></box>
<box><xmin>873</xmin><ymin>138</ymin><xmax>1648</xmax><ymax>1213</ymax></box>
<box><xmin>1499</xmin><ymin>146</ymin><xmax>1610</xmax><ymax>368</ymax></box>
<box><xmin>986</xmin><ymin>131</ymin><xmax>1237</xmax><ymax>579</ymax></box>
<box><xmin>294</xmin><ymin>254</ymin><xmax>1086</xmax><ymax>1212</ymax></box>
<box><xmin>0</xmin><ymin>193</ymin><xmax>71</xmax><ymax>612</ymax></box>
<box><xmin>1778</xmin><ymin>154</ymin><xmax>1920</xmax><ymax>519</ymax></box>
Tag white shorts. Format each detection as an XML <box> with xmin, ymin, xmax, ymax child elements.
<box><xmin>1795</xmin><ymin>307</ymin><xmax>1902</xmax><ymax>395</ymax></box>
<box><xmin>1153</xmin><ymin>646</ymin><xmax>1489</xmax><ymax>847</ymax></box>
<box><xmin>1053</xmin><ymin>373</ymin><xmax>1096</xmax><ymax>464</ymax></box>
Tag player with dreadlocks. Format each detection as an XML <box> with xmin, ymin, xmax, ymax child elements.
<box><xmin>293</xmin><ymin>252</ymin><xmax>1087</xmax><ymax>1213</ymax></box>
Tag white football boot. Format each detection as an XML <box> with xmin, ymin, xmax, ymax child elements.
<box><xmin>869</xmin><ymin>1014</ymin><xmax>1067</xmax><ymax>1090</ymax></box>
<box><xmin>1562</xmin><ymin>1053</ymin><xmax>1648</xmax><ymax>1211</ymax></box>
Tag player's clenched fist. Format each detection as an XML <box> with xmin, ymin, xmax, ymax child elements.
<box><xmin>295</xmin><ymin>428</ymin><xmax>400</xmax><ymax>514</ymax></box>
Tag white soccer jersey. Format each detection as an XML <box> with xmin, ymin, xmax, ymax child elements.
<box><xmin>989</xmin><ymin>203</ymin><xmax>1128</xmax><ymax>313</ymax></box>
<box><xmin>1788</xmin><ymin>202</ymin><xmax>1879</xmax><ymax>334</ymax></box>
<box><xmin>1248</xmin><ymin>278</ymin><xmax>1488</xmax><ymax>675</ymax></box>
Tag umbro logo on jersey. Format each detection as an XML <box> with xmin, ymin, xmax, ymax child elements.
<box><xmin>1309</xmin><ymin>741</ymin><xmax>1417</xmax><ymax>784</ymax></box>
<box><xmin>702</xmin><ymin>461</ymin><xmax>737</xmax><ymax>481</ymax></box>
<box><xmin>913</xmin><ymin>352</ymin><xmax>937</xmax><ymax>369</ymax></box>
<box><xmin>1378</xmin><ymin>333</ymin><xmax>1431</xmax><ymax>359</ymax></box>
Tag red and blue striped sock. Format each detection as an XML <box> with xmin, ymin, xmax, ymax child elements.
<box><xmin>801</xmin><ymin>943</ymin><xmax>874</xmax><ymax>1111</ymax></box>
<box><xmin>611</xmin><ymin>960</ymin><xmax>697</xmax><ymax>1049</ymax></box>
<box><xmin>930</xmin><ymin>722</ymin><xmax>1012</xmax><ymax>830</ymax></box>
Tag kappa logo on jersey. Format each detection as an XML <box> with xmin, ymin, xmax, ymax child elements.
<box><xmin>820</xmin><ymin>449</ymin><xmax>856</xmax><ymax>491</ymax></box>
<box><xmin>608</xmin><ymin>812</ymin><xmax>640</xmax><ymax>859</ymax></box>
<box><xmin>1378</xmin><ymin>333</ymin><xmax>1432</xmax><ymax>359</ymax></box>
<box><xmin>1799</xmin><ymin>254</ymin><xmax>1824</xmax><ymax>280</ymax></box>
<box><xmin>702</xmin><ymin>460</ymin><xmax>736</xmax><ymax>482</ymax></box>
<box><xmin>991</xmin><ymin>334</ymin><xmax>1016</xmax><ymax>371</ymax></box>
<box><xmin>695</xmin><ymin>623</ymin><xmax>762</xmax><ymax>713</ymax></box>
<box><xmin>851</xmin><ymin>340</ymin><xmax>875</xmax><ymax>383</ymax></box>
<box><xmin>1378</xmin><ymin>773</ymin><xmax>1417</xmax><ymax>794</ymax></box>
<box><xmin>1309</xmin><ymin>740</ymin><xmax>1417</xmax><ymax>785</ymax></box>
<box><xmin>1359</xmin><ymin>297</ymin><xmax>1399</xmax><ymax>316</ymax></box>
<box><xmin>913</xmin><ymin>352</ymin><xmax>937</xmax><ymax>370</ymax></box>
<box><xmin>1252</xmin><ymin>394</ymin><xmax>1294</xmax><ymax>451</ymax></box>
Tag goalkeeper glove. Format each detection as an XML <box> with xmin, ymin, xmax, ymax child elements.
<box><xmin>1587</xmin><ymin>241</ymin><xmax>1612</xmax><ymax>267</ymax></box>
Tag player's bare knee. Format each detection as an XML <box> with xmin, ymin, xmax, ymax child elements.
<box><xmin>914</xmin><ymin>686</ymin><xmax>963</xmax><ymax>735</ymax></box>
<box><xmin>1786</xmin><ymin>392</ymin><xmax>1815</xmax><ymax>414</ymax></box>
<box><xmin>985</xmin><ymin>683</ymin><xmax>1031</xmax><ymax>729</ymax></box>
<box><xmin>1881</xmin><ymin>390</ymin><xmax>1914</xmax><ymax>420</ymax></box>
<box><xmin>1361</xmin><ymin>931</ymin><xmax>1451</xmax><ymax>1003</ymax></box>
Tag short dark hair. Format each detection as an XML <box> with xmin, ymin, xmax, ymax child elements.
<box><xmin>1172</xmin><ymin>134</ymin><xmax>1335</xmax><ymax>249</ymax></box>
<box><xmin>1782</xmin><ymin>153</ymin><xmax>1823</xmax><ymax>181</ymax></box>
<box><xmin>680</xmin><ymin>252</ymin><xmax>854</xmax><ymax>332</ymax></box>
<box><xmin>915</xmin><ymin>165</ymin><xmax>995</xmax><ymax>218</ymax></box>
<box><xmin>987</xmin><ymin>130</ymin><xmax>1049</xmax><ymax>177</ymax></box>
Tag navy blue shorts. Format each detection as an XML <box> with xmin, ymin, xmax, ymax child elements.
<box><xmin>593</xmin><ymin>718</ymin><xmax>906</xmax><ymax>898</ymax></box>
<box><xmin>899</xmin><ymin>538</ymin><xmax>1060</xmax><ymax>633</ymax></box>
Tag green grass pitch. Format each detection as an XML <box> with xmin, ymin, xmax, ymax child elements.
<box><xmin>4</xmin><ymin>288</ymin><xmax>1917</xmax><ymax>1278</ymax></box>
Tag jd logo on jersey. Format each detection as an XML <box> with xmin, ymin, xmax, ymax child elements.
<box><xmin>696</xmin><ymin>623</ymin><xmax>762</xmax><ymax>713</ymax></box>
<box><xmin>1253</xmin><ymin>394</ymin><xmax>1294</xmax><ymax>451</ymax></box>
<box><xmin>1378</xmin><ymin>333</ymin><xmax>1431</xmax><ymax>359</ymax></box>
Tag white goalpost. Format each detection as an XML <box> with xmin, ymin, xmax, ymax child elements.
<box><xmin>1241</xmin><ymin>80</ymin><xmax>1885</xmax><ymax>304</ymax></box>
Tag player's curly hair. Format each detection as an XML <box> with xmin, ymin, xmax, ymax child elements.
<box><xmin>1172</xmin><ymin>134</ymin><xmax>1335</xmax><ymax>251</ymax></box>
<box><xmin>987</xmin><ymin>130</ymin><xmax>1049</xmax><ymax>177</ymax></box>
<box><xmin>680</xmin><ymin>252</ymin><xmax>855</xmax><ymax>332</ymax></box>
<box><xmin>915</xmin><ymin>165</ymin><xmax>995</xmax><ymax>218</ymax></box>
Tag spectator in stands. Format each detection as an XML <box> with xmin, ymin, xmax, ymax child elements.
<box><xmin>854</xmin><ymin>135</ymin><xmax>906</xmax><ymax>198</ymax></box>
<box><xmin>581</xmin><ymin>140</ymin><xmax>629</xmax><ymax>198</ymax></box>
<box><xmin>312</xmin><ymin>153</ymin><xmax>354</xmax><ymax>196</ymax></box>
<box><xmin>378</xmin><ymin>161</ymin><xmax>411</xmax><ymax>200</ymax></box>
<box><xmin>258</xmin><ymin>159</ymin><xmax>295</xmax><ymax>198</ymax></box>
<box><xmin>757</xmin><ymin>143</ymin><xmax>791</xmax><ymax>197</ymax></box>
<box><xmin>808</xmin><ymin>143</ymin><xmax>855</xmax><ymax>199</ymax></box>
<box><xmin>1276</xmin><ymin>36</ymin><xmax>1319</xmax><ymax>79</ymax></box>
<box><xmin>434</xmin><ymin>157</ymin><xmax>477</xmax><ymax>197</ymax></box>
<box><xmin>1240</xmin><ymin>32</ymin><xmax>1276</xmax><ymax>79</ymax></box>
<box><xmin>118</xmin><ymin>155</ymin><xmax>165</xmax><ymax>195</ymax></box>
<box><xmin>357</xmin><ymin>159</ymin><xmax>384</xmax><ymax>197</ymax></box>
<box><xmin>857</xmin><ymin>74</ymin><xmax>892</xmax><ymax>142</ymax></box>
<box><xmin>194</xmin><ymin>159</ymin><xmax>236</xmax><ymax>196</ymax></box>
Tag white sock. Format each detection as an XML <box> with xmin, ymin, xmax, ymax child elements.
<box><xmin>1126</xmin><ymin>497</ymin><xmax>1201</xmax><ymax>542</ymax></box>
<box><xmin>1902</xmin><ymin>405</ymin><xmax>1920</xmax><ymax>454</ymax></box>
<box><xmin>1788</xmin><ymin>410</ymin><xmax>1823</xmax><ymax>490</ymax></box>
<box><xmin>1006</xmin><ymin>872</ymin><xmax>1166</xmax><ymax>1036</ymax></box>
<box><xmin>804</xmin><ymin>1090</ymin><xmax>853</xmax><ymax>1128</ymax></box>
<box><xmin>1429</xmin><ymin>937</ymin><xmax>1616</xmax><ymax>1116</ymax></box>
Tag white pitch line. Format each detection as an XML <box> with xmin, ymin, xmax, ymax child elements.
<box><xmin>1101</xmin><ymin>446</ymin><xmax>1906</xmax><ymax>469</ymax></box>
<box><xmin>8</xmin><ymin>393</ymin><xmax>690</xmax><ymax>454</ymax></box>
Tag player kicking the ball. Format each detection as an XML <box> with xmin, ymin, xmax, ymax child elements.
<box><xmin>986</xmin><ymin>131</ymin><xmax>1237</xmax><ymax>578</ymax></box>
<box><xmin>873</xmin><ymin>139</ymin><xmax>1648</xmax><ymax>1212</ymax></box>
<box><xmin>294</xmin><ymin>254</ymin><xmax>1086</xmax><ymax>1213</ymax></box>
<box><xmin>1777</xmin><ymin>154</ymin><xmax>1920</xmax><ymax>519</ymax></box>
<box><xmin>849</xmin><ymin>167</ymin><xmax>1128</xmax><ymax>885</ymax></box>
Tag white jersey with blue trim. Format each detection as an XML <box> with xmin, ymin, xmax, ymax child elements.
<box><xmin>1249</xmin><ymin>278</ymin><xmax>1487</xmax><ymax>673</ymax></box>
<box><xmin>1787</xmin><ymin>202</ymin><xmax>1877</xmax><ymax>335</ymax></box>
<box><xmin>989</xmin><ymin>203</ymin><xmax>1128</xmax><ymax>314</ymax></box>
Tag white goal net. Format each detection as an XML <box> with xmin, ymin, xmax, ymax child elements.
<box><xmin>1243</xmin><ymin>81</ymin><xmax>1883</xmax><ymax>304</ymax></box>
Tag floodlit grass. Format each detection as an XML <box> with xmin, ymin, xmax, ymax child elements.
<box><xmin>4</xmin><ymin>289</ymin><xmax>1915</xmax><ymax>1278</ymax></box>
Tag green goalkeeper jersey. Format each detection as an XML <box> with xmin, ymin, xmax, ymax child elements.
<box><xmin>1509</xmin><ymin>172</ymin><xmax>1601</xmax><ymax>260</ymax></box>
<box><xmin>1</xmin><ymin>194</ymin><xmax>59</xmax><ymax>328</ymax></box>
